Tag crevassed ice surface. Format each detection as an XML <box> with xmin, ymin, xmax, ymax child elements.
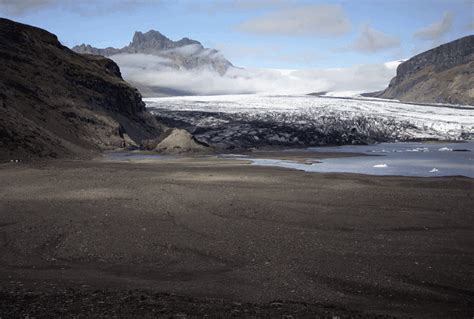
<box><xmin>145</xmin><ymin>94</ymin><xmax>474</xmax><ymax>140</ymax></box>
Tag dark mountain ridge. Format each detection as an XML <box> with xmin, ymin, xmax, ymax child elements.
<box><xmin>0</xmin><ymin>18</ymin><xmax>163</xmax><ymax>162</ymax></box>
<box><xmin>74</xmin><ymin>30</ymin><xmax>202</xmax><ymax>56</ymax></box>
<box><xmin>370</xmin><ymin>35</ymin><xmax>474</xmax><ymax>105</ymax></box>
<box><xmin>72</xmin><ymin>30</ymin><xmax>232</xmax><ymax>75</ymax></box>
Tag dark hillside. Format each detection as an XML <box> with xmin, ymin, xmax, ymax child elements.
<box><xmin>371</xmin><ymin>35</ymin><xmax>474</xmax><ymax>105</ymax></box>
<box><xmin>0</xmin><ymin>18</ymin><xmax>162</xmax><ymax>161</ymax></box>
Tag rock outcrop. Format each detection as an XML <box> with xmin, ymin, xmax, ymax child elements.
<box><xmin>154</xmin><ymin>129</ymin><xmax>212</xmax><ymax>155</ymax></box>
<box><xmin>372</xmin><ymin>36</ymin><xmax>474</xmax><ymax>105</ymax></box>
<box><xmin>72</xmin><ymin>30</ymin><xmax>232</xmax><ymax>75</ymax></box>
<box><xmin>0</xmin><ymin>18</ymin><xmax>163</xmax><ymax>162</ymax></box>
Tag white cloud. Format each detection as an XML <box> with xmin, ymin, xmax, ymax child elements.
<box><xmin>189</xmin><ymin>0</ymin><xmax>286</xmax><ymax>13</ymax></box>
<box><xmin>0</xmin><ymin>0</ymin><xmax>161</xmax><ymax>16</ymax></box>
<box><xmin>350</xmin><ymin>25</ymin><xmax>400</xmax><ymax>53</ymax></box>
<box><xmin>109</xmin><ymin>53</ymin><xmax>398</xmax><ymax>96</ymax></box>
<box><xmin>110</xmin><ymin>53</ymin><xmax>176</xmax><ymax>69</ymax></box>
<box><xmin>0</xmin><ymin>0</ymin><xmax>57</xmax><ymax>15</ymax></box>
<box><xmin>290</xmin><ymin>62</ymin><xmax>399</xmax><ymax>93</ymax></box>
<box><xmin>237</xmin><ymin>4</ymin><xmax>350</xmax><ymax>36</ymax></box>
<box><xmin>414</xmin><ymin>12</ymin><xmax>453</xmax><ymax>40</ymax></box>
<box><xmin>163</xmin><ymin>44</ymin><xmax>205</xmax><ymax>56</ymax></box>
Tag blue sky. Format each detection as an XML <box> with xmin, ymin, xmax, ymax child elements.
<box><xmin>1</xmin><ymin>0</ymin><xmax>473</xmax><ymax>69</ymax></box>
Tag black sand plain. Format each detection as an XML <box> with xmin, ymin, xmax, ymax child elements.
<box><xmin>0</xmin><ymin>154</ymin><xmax>473</xmax><ymax>318</ymax></box>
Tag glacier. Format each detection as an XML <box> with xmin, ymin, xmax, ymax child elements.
<box><xmin>145</xmin><ymin>94</ymin><xmax>474</xmax><ymax>148</ymax></box>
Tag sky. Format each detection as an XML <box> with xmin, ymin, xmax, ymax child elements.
<box><xmin>1</xmin><ymin>0</ymin><xmax>473</xmax><ymax>70</ymax></box>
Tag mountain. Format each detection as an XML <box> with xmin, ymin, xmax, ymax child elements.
<box><xmin>72</xmin><ymin>30</ymin><xmax>232</xmax><ymax>75</ymax></box>
<box><xmin>0</xmin><ymin>18</ymin><xmax>163</xmax><ymax>162</ymax></box>
<box><xmin>370</xmin><ymin>36</ymin><xmax>474</xmax><ymax>105</ymax></box>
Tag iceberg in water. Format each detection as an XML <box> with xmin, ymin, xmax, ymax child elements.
<box><xmin>406</xmin><ymin>147</ymin><xmax>429</xmax><ymax>152</ymax></box>
<box><xmin>373</xmin><ymin>164</ymin><xmax>388</xmax><ymax>168</ymax></box>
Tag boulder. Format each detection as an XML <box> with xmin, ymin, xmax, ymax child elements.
<box><xmin>155</xmin><ymin>129</ymin><xmax>212</xmax><ymax>155</ymax></box>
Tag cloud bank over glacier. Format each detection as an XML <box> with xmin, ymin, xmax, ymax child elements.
<box><xmin>111</xmin><ymin>53</ymin><xmax>401</xmax><ymax>96</ymax></box>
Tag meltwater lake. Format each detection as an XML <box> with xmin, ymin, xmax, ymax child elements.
<box><xmin>106</xmin><ymin>142</ymin><xmax>474</xmax><ymax>178</ymax></box>
<box><xmin>247</xmin><ymin>142</ymin><xmax>474</xmax><ymax>178</ymax></box>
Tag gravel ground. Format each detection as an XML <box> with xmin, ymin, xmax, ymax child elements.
<box><xmin>0</xmin><ymin>156</ymin><xmax>473</xmax><ymax>317</ymax></box>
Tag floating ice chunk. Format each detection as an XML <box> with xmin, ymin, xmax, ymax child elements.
<box><xmin>406</xmin><ymin>147</ymin><xmax>429</xmax><ymax>152</ymax></box>
<box><xmin>438</xmin><ymin>147</ymin><xmax>452</xmax><ymax>152</ymax></box>
<box><xmin>429</xmin><ymin>168</ymin><xmax>439</xmax><ymax>173</ymax></box>
<box><xmin>373</xmin><ymin>164</ymin><xmax>388</xmax><ymax>168</ymax></box>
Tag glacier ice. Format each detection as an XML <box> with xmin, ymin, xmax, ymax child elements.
<box><xmin>146</xmin><ymin>94</ymin><xmax>474</xmax><ymax>147</ymax></box>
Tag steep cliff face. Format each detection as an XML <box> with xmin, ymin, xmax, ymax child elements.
<box><xmin>0</xmin><ymin>18</ymin><xmax>162</xmax><ymax>162</ymax></box>
<box><xmin>375</xmin><ymin>36</ymin><xmax>474</xmax><ymax>105</ymax></box>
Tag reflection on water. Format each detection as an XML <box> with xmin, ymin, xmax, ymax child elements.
<box><xmin>250</xmin><ymin>142</ymin><xmax>474</xmax><ymax>178</ymax></box>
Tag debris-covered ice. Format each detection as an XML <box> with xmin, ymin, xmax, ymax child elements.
<box><xmin>146</xmin><ymin>94</ymin><xmax>474</xmax><ymax>148</ymax></box>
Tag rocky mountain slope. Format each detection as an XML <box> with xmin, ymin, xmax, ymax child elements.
<box><xmin>72</xmin><ymin>30</ymin><xmax>232</xmax><ymax>75</ymax></box>
<box><xmin>0</xmin><ymin>18</ymin><xmax>163</xmax><ymax>162</ymax></box>
<box><xmin>371</xmin><ymin>35</ymin><xmax>474</xmax><ymax>105</ymax></box>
